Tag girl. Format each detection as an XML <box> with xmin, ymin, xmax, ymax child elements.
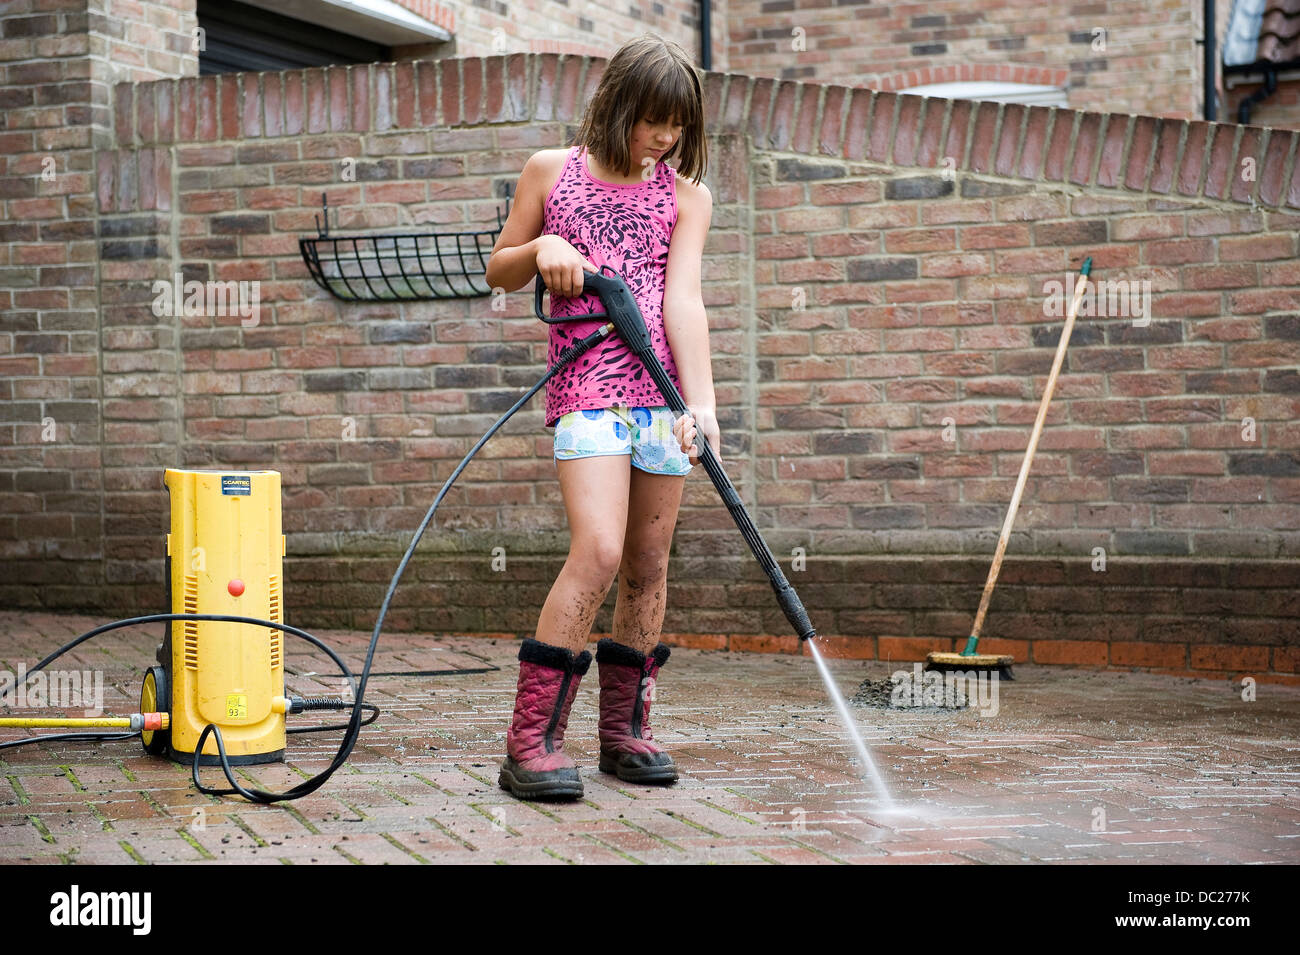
<box><xmin>484</xmin><ymin>33</ymin><xmax>719</xmax><ymax>801</ymax></box>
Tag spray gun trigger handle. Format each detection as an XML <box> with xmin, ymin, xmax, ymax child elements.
<box><xmin>534</xmin><ymin>270</ymin><xmax>609</xmax><ymax>325</ymax></box>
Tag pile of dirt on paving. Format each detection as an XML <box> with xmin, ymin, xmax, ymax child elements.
<box><xmin>851</xmin><ymin>677</ymin><xmax>898</xmax><ymax>708</ymax></box>
<box><xmin>850</xmin><ymin>676</ymin><xmax>970</xmax><ymax>711</ymax></box>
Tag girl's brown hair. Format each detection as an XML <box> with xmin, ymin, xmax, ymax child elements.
<box><xmin>573</xmin><ymin>33</ymin><xmax>708</xmax><ymax>186</ymax></box>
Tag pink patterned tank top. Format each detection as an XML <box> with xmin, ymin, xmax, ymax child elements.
<box><xmin>540</xmin><ymin>144</ymin><xmax>683</xmax><ymax>428</ymax></box>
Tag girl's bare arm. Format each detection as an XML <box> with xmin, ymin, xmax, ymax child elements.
<box><xmin>484</xmin><ymin>152</ymin><xmax>553</xmax><ymax>294</ymax></box>
<box><xmin>663</xmin><ymin>179</ymin><xmax>716</xmax><ymax>412</ymax></box>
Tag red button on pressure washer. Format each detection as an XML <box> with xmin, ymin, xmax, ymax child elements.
<box><xmin>228</xmin><ymin>578</ymin><xmax>245</xmax><ymax>597</ymax></box>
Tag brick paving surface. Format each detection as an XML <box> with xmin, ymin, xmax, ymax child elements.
<box><xmin>1</xmin><ymin>611</ymin><xmax>1297</xmax><ymax>865</ymax></box>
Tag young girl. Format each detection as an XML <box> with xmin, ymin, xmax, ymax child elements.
<box><xmin>484</xmin><ymin>33</ymin><xmax>719</xmax><ymax>801</ymax></box>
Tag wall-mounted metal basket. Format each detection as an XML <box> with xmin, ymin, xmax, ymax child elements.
<box><xmin>299</xmin><ymin>193</ymin><xmax>510</xmax><ymax>302</ymax></box>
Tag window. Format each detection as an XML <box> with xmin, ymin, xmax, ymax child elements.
<box><xmin>196</xmin><ymin>0</ymin><xmax>451</xmax><ymax>74</ymax></box>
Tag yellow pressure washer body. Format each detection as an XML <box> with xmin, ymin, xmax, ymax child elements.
<box><xmin>143</xmin><ymin>468</ymin><xmax>289</xmax><ymax>766</ymax></box>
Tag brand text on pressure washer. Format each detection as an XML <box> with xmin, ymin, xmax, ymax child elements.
<box><xmin>0</xmin><ymin>666</ymin><xmax>104</xmax><ymax>716</ymax></box>
<box><xmin>49</xmin><ymin>886</ymin><xmax>151</xmax><ymax>935</ymax></box>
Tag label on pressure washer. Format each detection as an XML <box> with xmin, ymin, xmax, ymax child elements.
<box><xmin>221</xmin><ymin>474</ymin><xmax>251</xmax><ymax>496</ymax></box>
<box><xmin>225</xmin><ymin>694</ymin><xmax>248</xmax><ymax>719</ymax></box>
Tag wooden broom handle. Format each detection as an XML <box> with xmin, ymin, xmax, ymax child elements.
<box><xmin>969</xmin><ymin>261</ymin><xmax>1092</xmax><ymax>642</ymax></box>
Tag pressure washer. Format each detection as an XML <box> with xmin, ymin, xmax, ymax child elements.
<box><xmin>0</xmin><ymin>266</ymin><xmax>817</xmax><ymax>803</ymax></box>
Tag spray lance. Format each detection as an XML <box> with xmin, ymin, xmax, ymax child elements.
<box><xmin>536</xmin><ymin>265</ymin><xmax>817</xmax><ymax>642</ymax></box>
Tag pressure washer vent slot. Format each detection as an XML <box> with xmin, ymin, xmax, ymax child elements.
<box><xmin>268</xmin><ymin>574</ymin><xmax>282</xmax><ymax>669</ymax></box>
<box><xmin>183</xmin><ymin>575</ymin><xmax>199</xmax><ymax>670</ymax></box>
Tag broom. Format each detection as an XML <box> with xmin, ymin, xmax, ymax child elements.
<box><xmin>925</xmin><ymin>256</ymin><xmax>1093</xmax><ymax>681</ymax></box>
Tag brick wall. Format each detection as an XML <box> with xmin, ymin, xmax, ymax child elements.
<box><xmin>728</xmin><ymin>0</ymin><xmax>1216</xmax><ymax>122</ymax></box>
<box><xmin>387</xmin><ymin>0</ymin><xmax>713</xmax><ymax>63</ymax></box>
<box><xmin>93</xmin><ymin>0</ymin><xmax>197</xmax><ymax>83</ymax></box>
<box><xmin>0</xmin><ymin>1</ymin><xmax>197</xmax><ymax>611</ymax></box>
<box><xmin>3</xmin><ymin>42</ymin><xmax>1299</xmax><ymax>678</ymax></box>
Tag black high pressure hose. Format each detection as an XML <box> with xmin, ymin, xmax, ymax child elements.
<box><xmin>5</xmin><ymin>266</ymin><xmax>817</xmax><ymax>800</ymax></box>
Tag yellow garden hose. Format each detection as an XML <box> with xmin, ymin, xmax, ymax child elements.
<box><xmin>0</xmin><ymin>714</ymin><xmax>168</xmax><ymax>730</ymax></box>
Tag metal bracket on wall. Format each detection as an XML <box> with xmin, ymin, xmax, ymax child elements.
<box><xmin>299</xmin><ymin>191</ymin><xmax>511</xmax><ymax>301</ymax></box>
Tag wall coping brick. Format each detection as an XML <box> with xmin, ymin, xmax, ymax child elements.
<box><xmin>110</xmin><ymin>53</ymin><xmax>1300</xmax><ymax>212</ymax></box>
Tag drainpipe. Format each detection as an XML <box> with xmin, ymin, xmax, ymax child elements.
<box><xmin>1237</xmin><ymin>66</ymin><xmax>1278</xmax><ymax>124</ymax></box>
<box><xmin>1203</xmin><ymin>0</ymin><xmax>1216</xmax><ymax>120</ymax></box>
<box><xmin>701</xmin><ymin>0</ymin><xmax>711</xmax><ymax>70</ymax></box>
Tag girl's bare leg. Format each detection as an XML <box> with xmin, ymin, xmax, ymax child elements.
<box><xmin>533</xmin><ymin>454</ymin><xmax>631</xmax><ymax>653</ymax></box>
<box><xmin>611</xmin><ymin>468</ymin><xmax>687</xmax><ymax>654</ymax></box>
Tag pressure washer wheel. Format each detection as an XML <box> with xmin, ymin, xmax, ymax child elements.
<box><xmin>139</xmin><ymin>666</ymin><xmax>170</xmax><ymax>756</ymax></box>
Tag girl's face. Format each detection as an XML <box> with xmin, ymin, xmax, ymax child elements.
<box><xmin>630</xmin><ymin>114</ymin><xmax>684</xmax><ymax>167</ymax></box>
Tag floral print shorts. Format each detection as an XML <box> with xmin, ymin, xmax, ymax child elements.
<box><xmin>553</xmin><ymin>405</ymin><xmax>694</xmax><ymax>476</ymax></box>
